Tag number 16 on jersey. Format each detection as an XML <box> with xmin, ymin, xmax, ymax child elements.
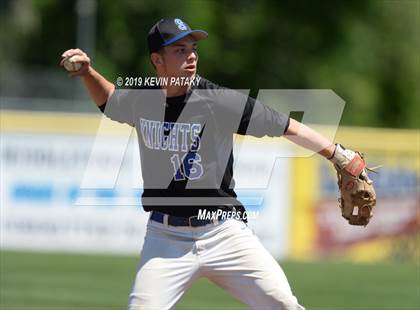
<box><xmin>170</xmin><ymin>152</ymin><xmax>203</xmax><ymax>181</ymax></box>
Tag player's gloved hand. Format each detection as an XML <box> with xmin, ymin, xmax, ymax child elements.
<box><xmin>329</xmin><ymin>144</ymin><xmax>377</xmax><ymax>226</ymax></box>
<box><xmin>60</xmin><ymin>48</ymin><xmax>91</xmax><ymax>77</ymax></box>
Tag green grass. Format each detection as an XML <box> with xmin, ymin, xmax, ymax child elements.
<box><xmin>0</xmin><ymin>251</ymin><xmax>419</xmax><ymax>310</ymax></box>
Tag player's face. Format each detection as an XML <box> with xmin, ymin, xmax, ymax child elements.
<box><xmin>158</xmin><ymin>36</ymin><xmax>198</xmax><ymax>78</ymax></box>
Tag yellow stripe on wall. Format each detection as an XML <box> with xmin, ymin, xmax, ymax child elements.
<box><xmin>334</xmin><ymin>126</ymin><xmax>419</xmax><ymax>152</ymax></box>
<box><xmin>289</xmin><ymin>157</ymin><xmax>319</xmax><ymax>260</ymax></box>
<box><xmin>2</xmin><ymin>110</ymin><xmax>418</xmax><ymax>148</ymax></box>
<box><xmin>0</xmin><ymin>110</ymin><xmax>133</xmax><ymax>135</ymax></box>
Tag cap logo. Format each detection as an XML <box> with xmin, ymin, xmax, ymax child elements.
<box><xmin>174</xmin><ymin>18</ymin><xmax>187</xmax><ymax>31</ymax></box>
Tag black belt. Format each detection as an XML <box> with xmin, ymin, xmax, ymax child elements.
<box><xmin>150</xmin><ymin>211</ymin><xmax>219</xmax><ymax>227</ymax></box>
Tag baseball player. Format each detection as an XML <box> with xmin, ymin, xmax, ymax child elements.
<box><xmin>61</xmin><ymin>18</ymin><xmax>375</xmax><ymax>310</ymax></box>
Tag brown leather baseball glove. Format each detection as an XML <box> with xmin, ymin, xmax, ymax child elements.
<box><xmin>330</xmin><ymin>144</ymin><xmax>377</xmax><ymax>226</ymax></box>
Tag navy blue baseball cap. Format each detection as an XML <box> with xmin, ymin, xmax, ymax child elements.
<box><xmin>147</xmin><ymin>18</ymin><xmax>208</xmax><ymax>53</ymax></box>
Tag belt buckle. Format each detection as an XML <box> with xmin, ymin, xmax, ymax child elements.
<box><xmin>188</xmin><ymin>215</ymin><xmax>216</xmax><ymax>227</ymax></box>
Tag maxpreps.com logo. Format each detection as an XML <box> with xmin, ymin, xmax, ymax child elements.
<box><xmin>174</xmin><ymin>18</ymin><xmax>187</xmax><ymax>30</ymax></box>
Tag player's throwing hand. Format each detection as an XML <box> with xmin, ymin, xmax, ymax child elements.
<box><xmin>60</xmin><ymin>48</ymin><xmax>91</xmax><ymax>77</ymax></box>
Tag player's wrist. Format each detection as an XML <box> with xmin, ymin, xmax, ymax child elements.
<box><xmin>322</xmin><ymin>144</ymin><xmax>337</xmax><ymax>160</ymax></box>
<box><xmin>79</xmin><ymin>65</ymin><xmax>92</xmax><ymax>77</ymax></box>
<box><xmin>81</xmin><ymin>66</ymin><xmax>97</xmax><ymax>81</ymax></box>
<box><xmin>86</xmin><ymin>65</ymin><xmax>93</xmax><ymax>75</ymax></box>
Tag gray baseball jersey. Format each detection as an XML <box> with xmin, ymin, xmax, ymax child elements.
<box><xmin>98</xmin><ymin>76</ymin><xmax>289</xmax><ymax>218</ymax></box>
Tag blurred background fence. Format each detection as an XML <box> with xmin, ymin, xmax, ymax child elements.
<box><xmin>1</xmin><ymin>110</ymin><xmax>419</xmax><ymax>264</ymax></box>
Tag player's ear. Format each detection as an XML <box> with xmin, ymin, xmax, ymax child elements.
<box><xmin>150</xmin><ymin>52</ymin><xmax>163</xmax><ymax>67</ymax></box>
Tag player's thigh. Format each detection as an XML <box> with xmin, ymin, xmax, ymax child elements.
<box><xmin>128</xmin><ymin>223</ymin><xmax>199</xmax><ymax>310</ymax></box>
<box><xmin>204</xmin><ymin>220</ymin><xmax>305</xmax><ymax>310</ymax></box>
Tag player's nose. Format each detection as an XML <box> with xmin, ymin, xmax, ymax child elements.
<box><xmin>187</xmin><ymin>50</ymin><xmax>197</xmax><ymax>62</ymax></box>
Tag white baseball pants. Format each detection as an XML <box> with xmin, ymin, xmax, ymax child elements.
<box><xmin>128</xmin><ymin>217</ymin><xmax>305</xmax><ymax>310</ymax></box>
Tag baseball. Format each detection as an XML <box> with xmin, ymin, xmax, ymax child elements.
<box><xmin>63</xmin><ymin>56</ymin><xmax>82</xmax><ymax>72</ymax></box>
